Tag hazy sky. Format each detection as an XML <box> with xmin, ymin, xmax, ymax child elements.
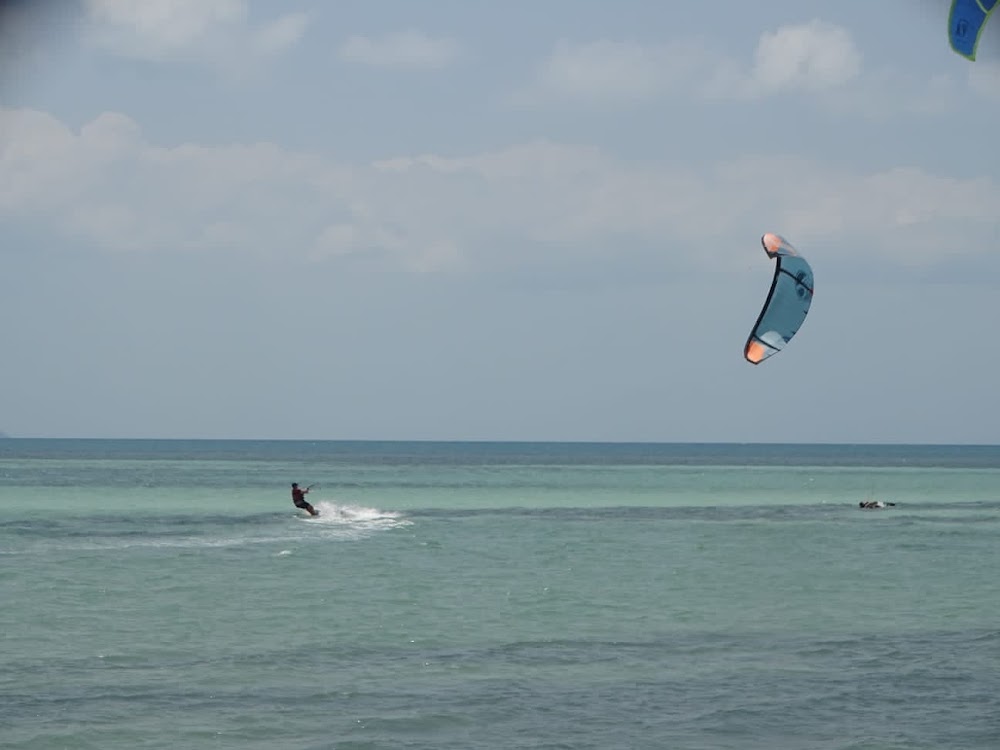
<box><xmin>1</xmin><ymin>0</ymin><xmax>998</xmax><ymax>443</ymax></box>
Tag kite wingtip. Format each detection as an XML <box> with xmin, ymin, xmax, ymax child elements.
<box><xmin>761</xmin><ymin>233</ymin><xmax>783</xmax><ymax>256</ymax></box>
<box><xmin>744</xmin><ymin>340</ymin><xmax>768</xmax><ymax>364</ymax></box>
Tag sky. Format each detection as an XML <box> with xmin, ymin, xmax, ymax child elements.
<box><xmin>1</xmin><ymin>0</ymin><xmax>999</xmax><ymax>443</ymax></box>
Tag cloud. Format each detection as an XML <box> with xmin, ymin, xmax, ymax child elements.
<box><xmin>251</xmin><ymin>12</ymin><xmax>308</xmax><ymax>56</ymax></box>
<box><xmin>1</xmin><ymin>108</ymin><xmax>997</xmax><ymax>278</ymax></box>
<box><xmin>526</xmin><ymin>38</ymin><xmax>712</xmax><ymax>103</ymax></box>
<box><xmin>700</xmin><ymin>20</ymin><xmax>865</xmax><ymax>101</ymax></box>
<box><xmin>522</xmin><ymin>21</ymin><xmax>861</xmax><ymax>105</ymax></box>
<box><xmin>338</xmin><ymin>30</ymin><xmax>459</xmax><ymax>70</ymax></box>
<box><xmin>81</xmin><ymin>0</ymin><xmax>307</xmax><ymax>65</ymax></box>
<box><xmin>810</xmin><ymin>70</ymin><xmax>959</xmax><ymax>120</ymax></box>
<box><xmin>519</xmin><ymin>20</ymin><xmax>960</xmax><ymax>119</ymax></box>
<box><xmin>744</xmin><ymin>20</ymin><xmax>862</xmax><ymax>96</ymax></box>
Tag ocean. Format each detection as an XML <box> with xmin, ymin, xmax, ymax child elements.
<box><xmin>1</xmin><ymin>440</ymin><xmax>998</xmax><ymax>749</ymax></box>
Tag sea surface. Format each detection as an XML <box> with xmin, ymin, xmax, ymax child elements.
<box><xmin>2</xmin><ymin>440</ymin><xmax>999</xmax><ymax>750</ymax></box>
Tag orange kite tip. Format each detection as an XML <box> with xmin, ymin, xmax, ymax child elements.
<box><xmin>761</xmin><ymin>233</ymin><xmax>783</xmax><ymax>255</ymax></box>
<box><xmin>744</xmin><ymin>340</ymin><xmax>768</xmax><ymax>364</ymax></box>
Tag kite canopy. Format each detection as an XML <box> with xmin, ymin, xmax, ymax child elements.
<box><xmin>744</xmin><ymin>233</ymin><xmax>814</xmax><ymax>365</ymax></box>
<box><xmin>949</xmin><ymin>0</ymin><xmax>998</xmax><ymax>60</ymax></box>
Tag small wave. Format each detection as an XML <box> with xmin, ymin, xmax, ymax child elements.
<box><xmin>25</xmin><ymin>532</ymin><xmax>311</xmax><ymax>553</ymax></box>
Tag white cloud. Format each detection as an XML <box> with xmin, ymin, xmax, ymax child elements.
<box><xmin>1</xmin><ymin>108</ymin><xmax>997</xmax><ymax>276</ymax></box>
<box><xmin>310</xmin><ymin>220</ymin><xmax>461</xmax><ymax>273</ymax></box>
<box><xmin>81</xmin><ymin>0</ymin><xmax>307</xmax><ymax>65</ymax></box>
<box><xmin>522</xmin><ymin>21</ymin><xmax>939</xmax><ymax>115</ymax></box>
<box><xmin>746</xmin><ymin>20</ymin><xmax>862</xmax><ymax>95</ymax></box>
<box><xmin>252</xmin><ymin>12</ymin><xmax>308</xmax><ymax>56</ymax></box>
<box><xmin>338</xmin><ymin>30</ymin><xmax>459</xmax><ymax>70</ymax></box>
<box><xmin>83</xmin><ymin>0</ymin><xmax>243</xmax><ymax>53</ymax></box>
<box><xmin>705</xmin><ymin>20</ymin><xmax>863</xmax><ymax>100</ymax></box>
<box><xmin>528</xmin><ymin>39</ymin><xmax>711</xmax><ymax>102</ymax></box>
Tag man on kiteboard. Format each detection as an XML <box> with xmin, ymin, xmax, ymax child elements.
<box><xmin>858</xmin><ymin>500</ymin><xmax>895</xmax><ymax>509</ymax></box>
<box><xmin>291</xmin><ymin>482</ymin><xmax>318</xmax><ymax>516</ymax></box>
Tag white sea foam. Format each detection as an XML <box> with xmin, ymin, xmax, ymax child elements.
<box><xmin>305</xmin><ymin>500</ymin><xmax>412</xmax><ymax>537</ymax></box>
<box><xmin>44</xmin><ymin>533</ymin><xmax>306</xmax><ymax>552</ymax></box>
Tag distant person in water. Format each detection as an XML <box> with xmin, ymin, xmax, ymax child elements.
<box><xmin>291</xmin><ymin>482</ymin><xmax>318</xmax><ymax>516</ymax></box>
<box><xmin>859</xmin><ymin>500</ymin><xmax>895</xmax><ymax>509</ymax></box>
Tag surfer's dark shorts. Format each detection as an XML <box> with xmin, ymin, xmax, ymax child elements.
<box><xmin>294</xmin><ymin>500</ymin><xmax>309</xmax><ymax>509</ymax></box>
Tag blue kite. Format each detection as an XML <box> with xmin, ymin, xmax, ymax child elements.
<box><xmin>949</xmin><ymin>0</ymin><xmax>998</xmax><ymax>60</ymax></box>
<box><xmin>744</xmin><ymin>234</ymin><xmax>814</xmax><ymax>366</ymax></box>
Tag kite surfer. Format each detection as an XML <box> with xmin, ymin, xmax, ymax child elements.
<box><xmin>859</xmin><ymin>500</ymin><xmax>895</xmax><ymax>509</ymax></box>
<box><xmin>291</xmin><ymin>482</ymin><xmax>318</xmax><ymax>516</ymax></box>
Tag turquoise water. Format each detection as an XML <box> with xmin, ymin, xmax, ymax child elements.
<box><xmin>2</xmin><ymin>440</ymin><xmax>999</xmax><ymax>749</ymax></box>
